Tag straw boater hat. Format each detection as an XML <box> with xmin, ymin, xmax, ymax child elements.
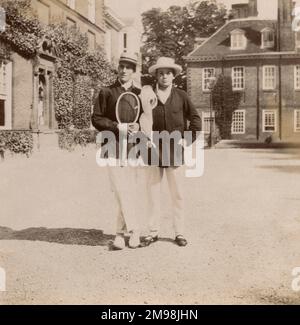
<box><xmin>119</xmin><ymin>51</ymin><xmax>138</xmax><ymax>66</ymax></box>
<box><xmin>148</xmin><ymin>57</ymin><xmax>182</xmax><ymax>77</ymax></box>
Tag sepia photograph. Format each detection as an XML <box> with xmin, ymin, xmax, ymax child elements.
<box><xmin>0</xmin><ymin>0</ymin><xmax>300</xmax><ymax>312</ymax></box>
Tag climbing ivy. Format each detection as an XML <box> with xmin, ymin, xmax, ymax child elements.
<box><xmin>0</xmin><ymin>131</ymin><xmax>33</xmax><ymax>156</ymax></box>
<box><xmin>0</xmin><ymin>0</ymin><xmax>116</xmax><ymax>132</ymax></box>
<box><xmin>0</xmin><ymin>0</ymin><xmax>42</xmax><ymax>58</ymax></box>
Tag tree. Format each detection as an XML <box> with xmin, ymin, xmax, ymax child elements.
<box><xmin>212</xmin><ymin>74</ymin><xmax>242</xmax><ymax>139</ymax></box>
<box><xmin>141</xmin><ymin>0</ymin><xmax>227</xmax><ymax>89</ymax></box>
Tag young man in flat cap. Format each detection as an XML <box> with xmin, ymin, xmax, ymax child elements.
<box><xmin>92</xmin><ymin>52</ymin><xmax>141</xmax><ymax>250</ymax></box>
<box><xmin>142</xmin><ymin>57</ymin><xmax>201</xmax><ymax>247</ymax></box>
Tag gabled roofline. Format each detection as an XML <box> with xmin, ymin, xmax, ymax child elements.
<box><xmin>261</xmin><ymin>27</ymin><xmax>274</xmax><ymax>32</ymax></box>
<box><xmin>230</xmin><ymin>28</ymin><xmax>246</xmax><ymax>34</ymax></box>
<box><xmin>185</xmin><ymin>51</ymin><xmax>300</xmax><ymax>62</ymax></box>
<box><xmin>187</xmin><ymin>18</ymin><xmax>277</xmax><ymax>58</ymax></box>
<box><xmin>187</xmin><ymin>20</ymin><xmax>230</xmax><ymax>57</ymax></box>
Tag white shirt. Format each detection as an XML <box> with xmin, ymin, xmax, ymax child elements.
<box><xmin>156</xmin><ymin>84</ymin><xmax>172</xmax><ymax>104</ymax></box>
<box><xmin>119</xmin><ymin>79</ymin><xmax>133</xmax><ymax>91</ymax></box>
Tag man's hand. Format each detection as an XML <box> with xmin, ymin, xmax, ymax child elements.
<box><xmin>118</xmin><ymin>123</ymin><xmax>139</xmax><ymax>136</ymax></box>
<box><xmin>178</xmin><ymin>138</ymin><xmax>187</xmax><ymax>147</ymax></box>
<box><xmin>127</xmin><ymin>123</ymin><xmax>139</xmax><ymax>135</ymax></box>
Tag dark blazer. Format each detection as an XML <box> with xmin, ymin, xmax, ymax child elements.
<box><xmin>92</xmin><ymin>79</ymin><xmax>141</xmax><ymax>135</ymax></box>
<box><xmin>153</xmin><ymin>86</ymin><xmax>201</xmax><ymax>139</ymax></box>
<box><xmin>92</xmin><ymin>79</ymin><xmax>141</xmax><ymax>159</ymax></box>
<box><xmin>150</xmin><ymin>86</ymin><xmax>202</xmax><ymax>167</ymax></box>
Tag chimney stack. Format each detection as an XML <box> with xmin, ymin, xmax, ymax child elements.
<box><xmin>278</xmin><ymin>0</ymin><xmax>293</xmax><ymax>24</ymax></box>
<box><xmin>278</xmin><ymin>0</ymin><xmax>295</xmax><ymax>51</ymax></box>
<box><xmin>231</xmin><ymin>4</ymin><xmax>249</xmax><ymax>19</ymax></box>
<box><xmin>231</xmin><ymin>1</ymin><xmax>258</xmax><ymax>19</ymax></box>
<box><xmin>248</xmin><ymin>0</ymin><xmax>258</xmax><ymax>17</ymax></box>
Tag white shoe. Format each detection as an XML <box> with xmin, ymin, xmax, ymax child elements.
<box><xmin>112</xmin><ymin>234</ymin><xmax>125</xmax><ymax>250</ymax></box>
<box><xmin>129</xmin><ymin>231</ymin><xmax>140</xmax><ymax>249</ymax></box>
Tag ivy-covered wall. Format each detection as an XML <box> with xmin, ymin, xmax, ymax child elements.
<box><xmin>0</xmin><ymin>131</ymin><xmax>33</xmax><ymax>156</ymax></box>
<box><xmin>0</xmin><ymin>0</ymin><xmax>116</xmax><ymax>133</ymax></box>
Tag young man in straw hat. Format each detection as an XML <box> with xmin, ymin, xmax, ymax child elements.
<box><xmin>142</xmin><ymin>57</ymin><xmax>201</xmax><ymax>247</ymax></box>
<box><xmin>92</xmin><ymin>52</ymin><xmax>141</xmax><ymax>250</ymax></box>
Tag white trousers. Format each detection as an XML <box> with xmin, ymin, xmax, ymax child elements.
<box><xmin>107</xmin><ymin>165</ymin><xmax>139</xmax><ymax>235</ymax></box>
<box><xmin>146</xmin><ymin>166</ymin><xmax>185</xmax><ymax>237</ymax></box>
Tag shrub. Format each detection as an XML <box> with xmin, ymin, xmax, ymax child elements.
<box><xmin>0</xmin><ymin>0</ymin><xmax>116</xmax><ymax>133</ymax></box>
<box><xmin>212</xmin><ymin>74</ymin><xmax>242</xmax><ymax>139</ymax></box>
<box><xmin>0</xmin><ymin>131</ymin><xmax>33</xmax><ymax>156</ymax></box>
<box><xmin>53</xmin><ymin>66</ymin><xmax>74</xmax><ymax>129</ymax></box>
<box><xmin>58</xmin><ymin>129</ymin><xmax>96</xmax><ymax>151</ymax></box>
<box><xmin>73</xmin><ymin>75</ymin><xmax>92</xmax><ymax>129</ymax></box>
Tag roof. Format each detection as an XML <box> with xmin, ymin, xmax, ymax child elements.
<box><xmin>186</xmin><ymin>19</ymin><xmax>278</xmax><ymax>62</ymax></box>
<box><xmin>104</xmin><ymin>6</ymin><xmax>125</xmax><ymax>31</ymax></box>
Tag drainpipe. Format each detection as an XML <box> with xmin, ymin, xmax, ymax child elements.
<box><xmin>277</xmin><ymin>7</ymin><xmax>282</xmax><ymax>140</ymax></box>
<box><xmin>278</xmin><ymin>55</ymin><xmax>282</xmax><ymax>140</ymax></box>
<box><xmin>256</xmin><ymin>63</ymin><xmax>260</xmax><ymax>140</ymax></box>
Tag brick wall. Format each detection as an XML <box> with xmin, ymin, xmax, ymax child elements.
<box><xmin>33</xmin><ymin>0</ymin><xmax>105</xmax><ymax>48</ymax></box>
<box><xmin>187</xmin><ymin>57</ymin><xmax>300</xmax><ymax>141</ymax></box>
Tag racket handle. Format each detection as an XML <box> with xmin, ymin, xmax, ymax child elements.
<box><xmin>118</xmin><ymin>123</ymin><xmax>128</xmax><ymax>166</ymax></box>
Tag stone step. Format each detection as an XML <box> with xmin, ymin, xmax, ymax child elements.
<box><xmin>33</xmin><ymin>131</ymin><xmax>59</xmax><ymax>151</ymax></box>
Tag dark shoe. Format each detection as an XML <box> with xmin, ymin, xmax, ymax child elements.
<box><xmin>175</xmin><ymin>235</ymin><xmax>188</xmax><ymax>247</ymax></box>
<box><xmin>142</xmin><ymin>235</ymin><xmax>158</xmax><ymax>247</ymax></box>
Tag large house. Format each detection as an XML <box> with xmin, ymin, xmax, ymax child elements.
<box><xmin>0</xmin><ymin>0</ymin><xmax>106</xmax><ymax>132</ymax></box>
<box><xmin>186</xmin><ymin>0</ymin><xmax>300</xmax><ymax>142</ymax></box>
<box><xmin>34</xmin><ymin>0</ymin><xmax>106</xmax><ymax>50</ymax></box>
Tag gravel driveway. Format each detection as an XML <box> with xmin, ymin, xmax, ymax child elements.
<box><xmin>1</xmin><ymin>146</ymin><xmax>300</xmax><ymax>305</ymax></box>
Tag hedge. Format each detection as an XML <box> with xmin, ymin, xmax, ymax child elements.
<box><xmin>0</xmin><ymin>131</ymin><xmax>33</xmax><ymax>156</ymax></box>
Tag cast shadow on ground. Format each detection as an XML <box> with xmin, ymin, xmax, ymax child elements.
<box><xmin>258</xmin><ymin>165</ymin><xmax>300</xmax><ymax>174</ymax></box>
<box><xmin>243</xmin><ymin>148</ymin><xmax>300</xmax><ymax>159</ymax></box>
<box><xmin>241</xmin><ymin>149</ymin><xmax>300</xmax><ymax>174</ymax></box>
<box><xmin>0</xmin><ymin>226</ymin><xmax>175</xmax><ymax>248</ymax></box>
<box><xmin>0</xmin><ymin>226</ymin><xmax>114</xmax><ymax>247</ymax></box>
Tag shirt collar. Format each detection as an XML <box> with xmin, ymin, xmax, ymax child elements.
<box><xmin>118</xmin><ymin>78</ymin><xmax>133</xmax><ymax>91</ymax></box>
<box><xmin>156</xmin><ymin>84</ymin><xmax>173</xmax><ymax>93</ymax></box>
<box><xmin>156</xmin><ymin>84</ymin><xmax>173</xmax><ymax>103</ymax></box>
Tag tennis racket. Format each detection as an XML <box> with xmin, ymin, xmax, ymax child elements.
<box><xmin>115</xmin><ymin>92</ymin><xmax>140</xmax><ymax>165</ymax></box>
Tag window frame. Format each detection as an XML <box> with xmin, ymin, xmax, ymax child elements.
<box><xmin>87</xmin><ymin>30</ymin><xmax>96</xmax><ymax>51</ymax></box>
<box><xmin>88</xmin><ymin>0</ymin><xmax>96</xmax><ymax>24</ymax></box>
<box><xmin>231</xmin><ymin>109</ymin><xmax>246</xmax><ymax>135</ymax></box>
<box><xmin>202</xmin><ymin>68</ymin><xmax>216</xmax><ymax>92</ymax></box>
<box><xmin>232</xmin><ymin>66</ymin><xmax>245</xmax><ymax>91</ymax></box>
<box><xmin>294</xmin><ymin>110</ymin><xmax>300</xmax><ymax>132</ymax></box>
<box><xmin>230</xmin><ymin>29</ymin><xmax>247</xmax><ymax>50</ymax></box>
<box><xmin>263</xmin><ymin>65</ymin><xmax>276</xmax><ymax>90</ymax></box>
<box><xmin>0</xmin><ymin>62</ymin><xmax>6</xmax><ymax>97</ymax></box>
<box><xmin>263</xmin><ymin>110</ymin><xmax>277</xmax><ymax>133</ymax></box>
<box><xmin>261</xmin><ymin>28</ymin><xmax>275</xmax><ymax>49</ymax></box>
<box><xmin>201</xmin><ymin>111</ymin><xmax>215</xmax><ymax>134</ymax></box>
<box><xmin>295</xmin><ymin>65</ymin><xmax>300</xmax><ymax>90</ymax></box>
<box><xmin>296</xmin><ymin>31</ymin><xmax>300</xmax><ymax>49</ymax></box>
<box><xmin>0</xmin><ymin>61</ymin><xmax>12</xmax><ymax>130</ymax></box>
<box><xmin>123</xmin><ymin>33</ymin><xmax>127</xmax><ymax>50</ymax></box>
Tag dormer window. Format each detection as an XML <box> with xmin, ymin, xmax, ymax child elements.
<box><xmin>261</xmin><ymin>28</ymin><xmax>275</xmax><ymax>49</ymax></box>
<box><xmin>230</xmin><ymin>29</ymin><xmax>247</xmax><ymax>50</ymax></box>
